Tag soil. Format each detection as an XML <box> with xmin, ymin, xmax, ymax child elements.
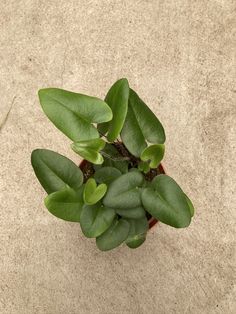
<box><xmin>80</xmin><ymin>160</ymin><xmax>94</xmax><ymax>181</ymax></box>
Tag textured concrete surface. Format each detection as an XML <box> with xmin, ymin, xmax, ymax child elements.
<box><xmin>0</xmin><ymin>1</ymin><xmax>235</xmax><ymax>313</ymax></box>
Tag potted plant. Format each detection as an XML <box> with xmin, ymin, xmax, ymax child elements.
<box><xmin>31</xmin><ymin>78</ymin><xmax>194</xmax><ymax>251</ymax></box>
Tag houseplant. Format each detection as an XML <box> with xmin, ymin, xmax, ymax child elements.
<box><xmin>31</xmin><ymin>78</ymin><xmax>194</xmax><ymax>251</ymax></box>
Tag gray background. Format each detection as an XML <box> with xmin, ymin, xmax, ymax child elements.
<box><xmin>0</xmin><ymin>1</ymin><xmax>235</xmax><ymax>313</ymax></box>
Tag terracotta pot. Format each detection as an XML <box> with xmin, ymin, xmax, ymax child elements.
<box><xmin>79</xmin><ymin>160</ymin><xmax>165</xmax><ymax>230</ymax></box>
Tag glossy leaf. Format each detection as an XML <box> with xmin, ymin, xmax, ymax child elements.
<box><xmin>125</xmin><ymin>217</ymin><xmax>148</xmax><ymax>248</ymax></box>
<box><xmin>38</xmin><ymin>88</ymin><xmax>112</xmax><ymax>141</ymax></box>
<box><xmin>83</xmin><ymin>178</ymin><xmax>107</xmax><ymax>205</ymax></box>
<box><xmin>121</xmin><ymin>89</ymin><xmax>166</xmax><ymax>157</ymax></box>
<box><xmin>80</xmin><ymin>204</ymin><xmax>116</xmax><ymax>238</ymax></box>
<box><xmin>96</xmin><ymin>218</ymin><xmax>130</xmax><ymax>251</ymax></box>
<box><xmin>98</xmin><ymin>78</ymin><xmax>129</xmax><ymax>141</ymax></box>
<box><xmin>142</xmin><ymin>175</ymin><xmax>191</xmax><ymax>228</ymax></box>
<box><xmin>141</xmin><ymin>144</ymin><xmax>165</xmax><ymax>168</ymax></box>
<box><xmin>121</xmin><ymin>103</ymin><xmax>147</xmax><ymax>157</ymax></box>
<box><xmin>31</xmin><ymin>149</ymin><xmax>83</xmax><ymax>194</ymax></box>
<box><xmin>71</xmin><ymin>138</ymin><xmax>105</xmax><ymax>164</ymax></box>
<box><xmin>185</xmin><ymin>193</ymin><xmax>195</xmax><ymax>217</ymax></box>
<box><xmin>94</xmin><ymin>167</ymin><xmax>122</xmax><ymax>185</ymax></box>
<box><xmin>115</xmin><ymin>206</ymin><xmax>146</xmax><ymax>219</ymax></box>
<box><xmin>103</xmin><ymin>172</ymin><xmax>144</xmax><ymax>209</ymax></box>
<box><xmin>44</xmin><ymin>185</ymin><xmax>84</xmax><ymax>222</ymax></box>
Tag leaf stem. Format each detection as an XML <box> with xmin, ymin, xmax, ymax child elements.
<box><xmin>100</xmin><ymin>151</ymin><xmax>130</xmax><ymax>162</ymax></box>
<box><xmin>98</xmin><ymin>131</ymin><xmax>109</xmax><ymax>140</ymax></box>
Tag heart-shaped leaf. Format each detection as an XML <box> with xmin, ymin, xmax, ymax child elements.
<box><xmin>31</xmin><ymin>149</ymin><xmax>83</xmax><ymax>194</ymax></box>
<box><xmin>125</xmin><ymin>217</ymin><xmax>149</xmax><ymax>248</ymax></box>
<box><xmin>80</xmin><ymin>204</ymin><xmax>116</xmax><ymax>238</ymax></box>
<box><xmin>38</xmin><ymin>88</ymin><xmax>112</xmax><ymax>141</ymax></box>
<box><xmin>142</xmin><ymin>175</ymin><xmax>191</xmax><ymax>228</ymax></box>
<box><xmin>71</xmin><ymin>138</ymin><xmax>106</xmax><ymax>164</ymax></box>
<box><xmin>115</xmin><ymin>206</ymin><xmax>146</xmax><ymax>219</ymax></box>
<box><xmin>184</xmin><ymin>193</ymin><xmax>195</xmax><ymax>217</ymax></box>
<box><xmin>44</xmin><ymin>185</ymin><xmax>84</xmax><ymax>222</ymax></box>
<box><xmin>121</xmin><ymin>89</ymin><xmax>166</xmax><ymax>157</ymax></box>
<box><xmin>83</xmin><ymin>178</ymin><xmax>107</xmax><ymax>205</ymax></box>
<box><xmin>141</xmin><ymin>144</ymin><xmax>165</xmax><ymax>168</ymax></box>
<box><xmin>94</xmin><ymin>167</ymin><xmax>122</xmax><ymax>185</ymax></box>
<box><xmin>98</xmin><ymin>78</ymin><xmax>129</xmax><ymax>141</ymax></box>
<box><xmin>96</xmin><ymin>218</ymin><xmax>130</xmax><ymax>251</ymax></box>
<box><xmin>138</xmin><ymin>161</ymin><xmax>150</xmax><ymax>174</ymax></box>
<box><xmin>103</xmin><ymin>172</ymin><xmax>144</xmax><ymax>209</ymax></box>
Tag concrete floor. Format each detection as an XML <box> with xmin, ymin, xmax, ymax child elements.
<box><xmin>0</xmin><ymin>1</ymin><xmax>235</xmax><ymax>313</ymax></box>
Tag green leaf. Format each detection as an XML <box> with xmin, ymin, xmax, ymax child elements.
<box><xmin>94</xmin><ymin>167</ymin><xmax>122</xmax><ymax>185</ymax></box>
<box><xmin>141</xmin><ymin>144</ymin><xmax>165</xmax><ymax>168</ymax></box>
<box><xmin>125</xmin><ymin>217</ymin><xmax>148</xmax><ymax>248</ymax></box>
<box><xmin>80</xmin><ymin>204</ymin><xmax>116</xmax><ymax>238</ymax></box>
<box><xmin>83</xmin><ymin>178</ymin><xmax>107</xmax><ymax>205</ymax></box>
<box><xmin>38</xmin><ymin>88</ymin><xmax>112</xmax><ymax>141</ymax></box>
<box><xmin>184</xmin><ymin>194</ymin><xmax>195</xmax><ymax>217</ymax></box>
<box><xmin>129</xmin><ymin>168</ymin><xmax>140</xmax><ymax>172</ymax></box>
<box><xmin>103</xmin><ymin>172</ymin><xmax>144</xmax><ymax>209</ymax></box>
<box><xmin>94</xmin><ymin>143</ymin><xmax>128</xmax><ymax>174</ymax></box>
<box><xmin>120</xmin><ymin>102</ymin><xmax>147</xmax><ymax>157</ymax></box>
<box><xmin>31</xmin><ymin>149</ymin><xmax>83</xmax><ymax>194</ymax></box>
<box><xmin>71</xmin><ymin>138</ymin><xmax>106</xmax><ymax>164</ymax></box>
<box><xmin>96</xmin><ymin>218</ymin><xmax>130</xmax><ymax>251</ymax></box>
<box><xmin>127</xmin><ymin>236</ymin><xmax>146</xmax><ymax>249</ymax></box>
<box><xmin>121</xmin><ymin>89</ymin><xmax>165</xmax><ymax>157</ymax></box>
<box><xmin>97</xmin><ymin>122</ymin><xmax>108</xmax><ymax>136</ymax></box>
<box><xmin>115</xmin><ymin>207</ymin><xmax>146</xmax><ymax>219</ymax></box>
<box><xmin>138</xmin><ymin>161</ymin><xmax>150</xmax><ymax>174</ymax></box>
<box><xmin>44</xmin><ymin>185</ymin><xmax>84</xmax><ymax>222</ymax></box>
<box><xmin>98</xmin><ymin>78</ymin><xmax>129</xmax><ymax>141</ymax></box>
<box><xmin>142</xmin><ymin>175</ymin><xmax>191</xmax><ymax>228</ymax></box>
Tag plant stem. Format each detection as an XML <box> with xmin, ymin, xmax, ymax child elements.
<box><xmin>100</xmin><ymin>151</ymin><xmax>130</xmax><ymax>161</ymax></box>
<box><xmin>98</xmin><ymin>131</ymin><xmax>109</xmax><ymax>140</ymax></box>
